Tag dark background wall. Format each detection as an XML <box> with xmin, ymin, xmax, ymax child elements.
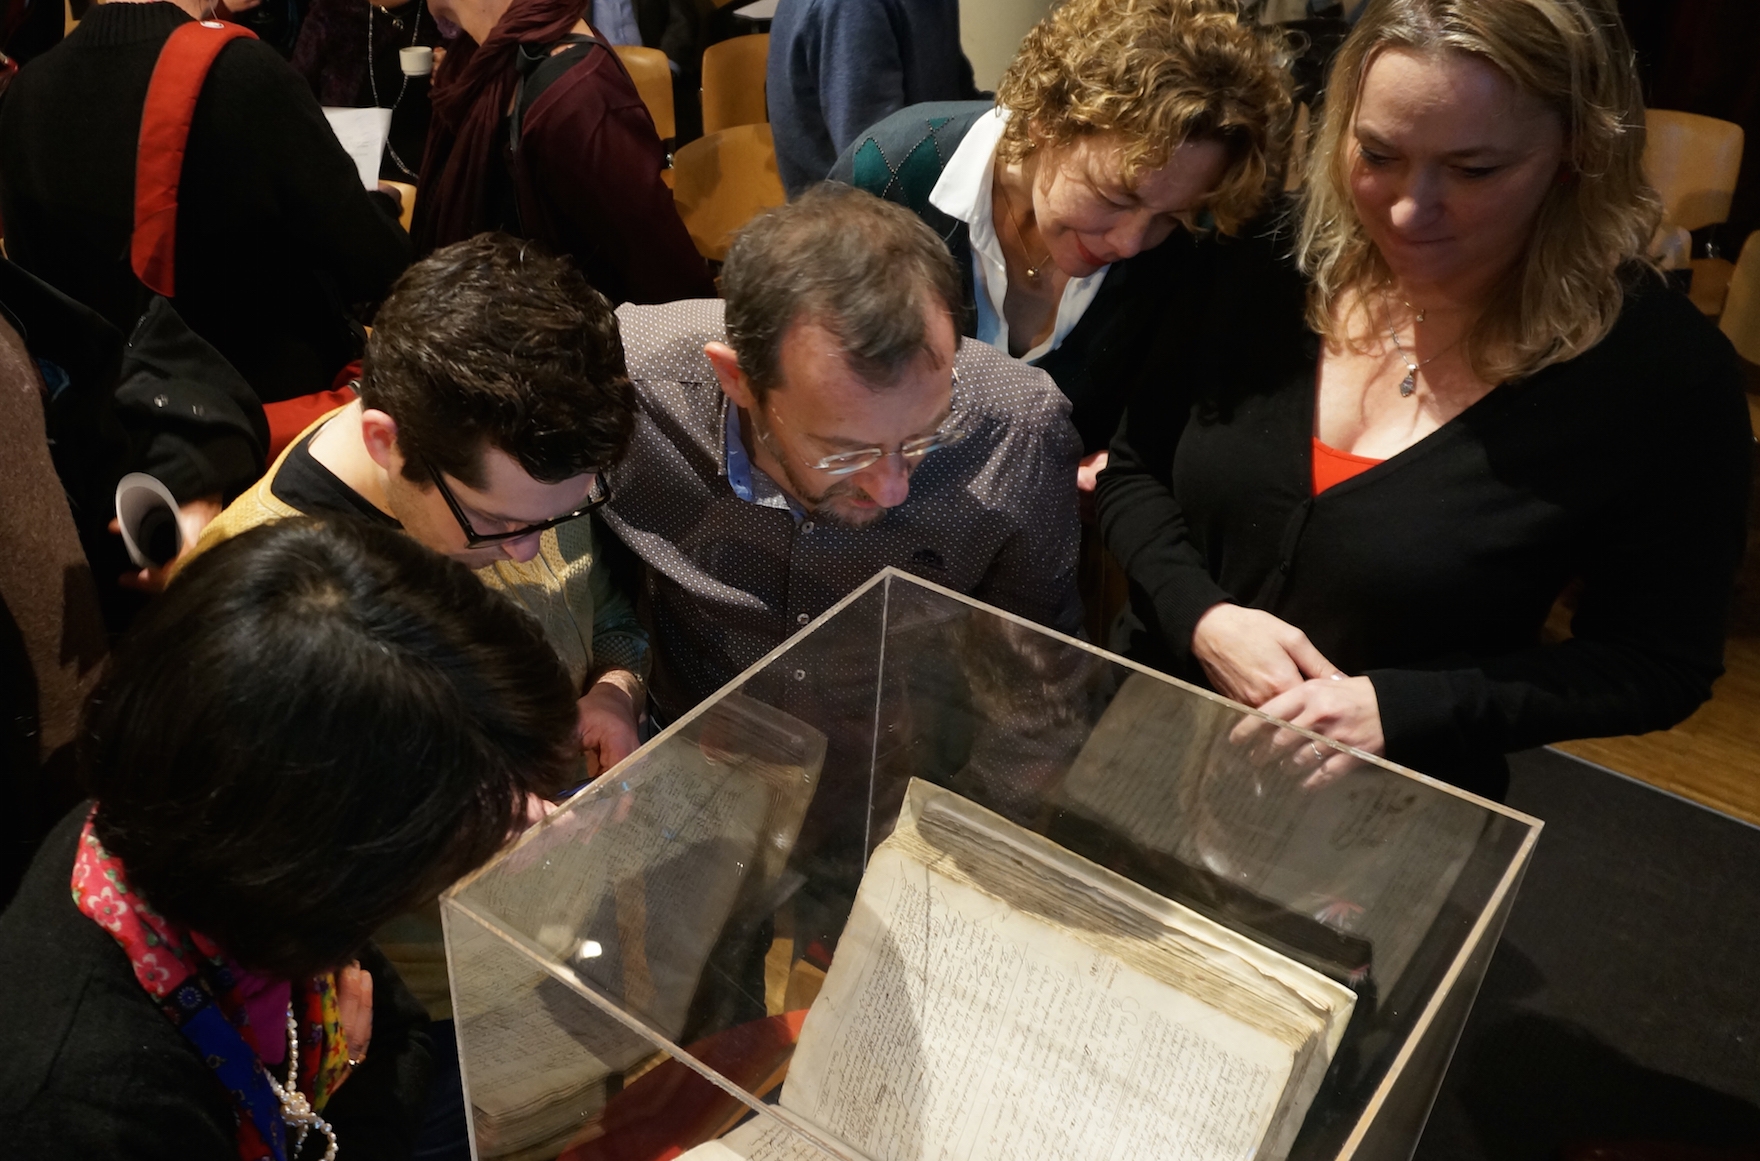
<box><xmin>1619</xmin><ymin>0</ymin><xmax>1760</xmax><ymax>254</ymax></box>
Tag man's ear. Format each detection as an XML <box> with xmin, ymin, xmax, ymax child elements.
<box><xmin>359</xmin><ymin>408</ymin><xmax>402</xmax><ymax>473</ymax></box>
<box><xmin>704</xmin><ymin>342</ymin><xmax>759</xmax><ymax>411</ymax></box>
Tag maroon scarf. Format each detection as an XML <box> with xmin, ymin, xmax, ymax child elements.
<box><xmin>411</xmin><ymin>0</ymin><xmax>588</xmax><ymax>255</ymax></box>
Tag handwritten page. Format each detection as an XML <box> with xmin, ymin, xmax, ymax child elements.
<box><xmin>785</xmin><ymin>852</ymin><xmax>1291</xmax><ymax>1161</ymax></box>
<box><xmin>446</xmin><ymin>907</ymin><xmax>655</xmax><ymax>1158</ymax></box>
<box><xmin>320</xmin><ymin>106</ymin><xmax>392</xmax><ymax>189</ymax></box>
<box><xmin>1059</xmin><ymin>671</ymin><xmax>1486</xmax><ymax>989</ymax></box>
<box><xmin>459</xmin><ymin>699</ymin><xmax>822</xmax><ymax>1035</ymax></box>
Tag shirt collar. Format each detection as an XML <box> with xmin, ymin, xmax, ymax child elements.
<box><xmin>926</xmin><ymin>107</ymin><xmax>1110</xmax><ymax>364</ymax></box>
<box><xmin>721</xmin><ymin>397</ymin><xmax>805</xmax><ymax>518</ymax></box>
<box><xmin>929</xmin><ymin>106</ymin><xmax>1009</xmax><ymax>241</ymax></box>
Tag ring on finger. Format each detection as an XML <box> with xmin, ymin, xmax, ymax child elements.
<box><xmin>1309</xmin><ymin>740</ymin><xmax>1324</xmax><ymax>763</ymax></box>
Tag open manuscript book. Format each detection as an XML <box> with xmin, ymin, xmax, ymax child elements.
<box><xmin>449</xmin><ymin>695</ymin><xmax>827</xmax><ymax>1160</ymax></box>
<box><xmin>682</xmin><ymin>779</ymin><xmax>1356</xmax><ymax>1161</ymax></box>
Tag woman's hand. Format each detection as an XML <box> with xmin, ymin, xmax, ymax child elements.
<box><xmin>335</xmin><ymin>960</ymin><xmax>374</xmax><ymax>1088</ymax></box>
<box><xmin>1229</xmin><ymin>674</ymin><xmax>1386</xmax><ymax>788</ymax></box>
<box><xmin>1191</xmin><ymin>603</ymin><xmax>1341</xmax><ymax>706</ymax></box>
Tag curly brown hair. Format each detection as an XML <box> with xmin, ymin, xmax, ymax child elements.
<box><xmin>361</xmin><ymin>232</ymin><xmax>637</xmax><ymax>490</ymax></box>
<box><xmin>995</xmin><ymin>0</ymin><xmax>1294</xmax><ymax>233</ymax></box>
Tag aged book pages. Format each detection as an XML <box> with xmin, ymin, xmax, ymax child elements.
<box><xmin>447</xmin><ymin>909</ymin><xmax>652</xmax><ymax>1161</ymax></box>
<box><xmin>450</xmin><ymin>695</ymin><xmax>826</xmax><ymax>1159</ymax></box>
<box><xmin>679</xmin><ymin>780</ymin><xmax>1354</xmax><ymax>1161</ymax></box>
<box><xmin>1058</xmin><ymin>671</ymin><xmax>1487</xmax><ymax>989</ymax></box>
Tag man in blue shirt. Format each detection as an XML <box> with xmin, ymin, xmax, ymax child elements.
<box><xmin>767</xmin><ymin>0</ymin><xmax>981</xmax><ymax>196</ymax></box>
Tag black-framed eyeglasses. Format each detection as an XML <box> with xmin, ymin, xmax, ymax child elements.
<box><xmin>424</xmin><ymin>458</ymin><xmax>610</xmax><ymax>548</ymax></box>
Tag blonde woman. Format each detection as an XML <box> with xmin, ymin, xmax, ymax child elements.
<box><xmin>830</xmin><ymin>0</ymin><xmax>1293</xmax><ymax>464</ymax></box>
<box><xmin>1097</xmin><ymin>0</ymin><xmax>1751</xmax><ymax>799</ymax></box>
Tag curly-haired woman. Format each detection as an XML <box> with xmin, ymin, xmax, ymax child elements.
<box><xmin>831</xmin><ymin>0</ymin><xmax>1294</xmax><ymax>463</ymax></box>
<box><xmin>1097</xmin><ymin>0</ymin><xmax>1752</xmax><ymax>799</ymax></box>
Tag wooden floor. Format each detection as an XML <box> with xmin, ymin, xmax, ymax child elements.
<box><xmin>1554</xmin><ymin>393</ymin><xmax>1760</xmax><ymax>827</ymax></box>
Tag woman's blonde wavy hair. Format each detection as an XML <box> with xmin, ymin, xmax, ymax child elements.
<box><xmin>996</xmin><ymin>0</ymin><xmax>1294</xmax><ymax>235</ymax></box>
<box><xmin>1295</xmin><ymin>0</ymin><xmax>1661</xmax><ymax>383</ymax></box>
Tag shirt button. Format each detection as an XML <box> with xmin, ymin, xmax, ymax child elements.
<box><xmin>793</xmin><ymin>669</ymin><xmax>806</xmax><ymax>681</ymax></box>
<box><xmin>796</xmin><ymin>613</ymin><xmax>810</xmax><ymax>625</ymax></box>
<box><xmin>801</xmin><ymin>521</ymin><xmax>815</xmax><ymax>534</ymax></box>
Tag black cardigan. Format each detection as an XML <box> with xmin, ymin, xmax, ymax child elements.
<box><xmin>0</xmin><ymin>806</ymin><xmax>435</xmax><ymax>1160</ymax></box>
<box><xmin>1096</xmin><ymin>233</ymin><xmax>1752</xmax><ymax>799</ymax></box>
<box><xmin>831</xmin><ymin>101</ymin><xmax>1208</xmax><ymax>454</ymax></box>
<box><xmin>0</xmin><ymin>2</ymin><xmax>411</xmax><ymax>404</ymax></box>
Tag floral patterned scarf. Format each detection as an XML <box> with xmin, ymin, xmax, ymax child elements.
<box><xmin>70</xmin><ymin>812</ymin><xmax>351</xmax><ymax>1161</ymax></box>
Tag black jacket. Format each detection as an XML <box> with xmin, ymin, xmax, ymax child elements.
<box><xmin>831</xmin><ymin>100</ymin><xmax>1208</xmax><ymax>454</ymax></box>
<box><xmin>0</xmin><ymin>806</ymin><xmax>435</xmax><ymax>1160</ymax></box>
<box><xmin>0</xmin><ymin>1</ymin><xmax>410</xmax><ymax>403</ymax></box>
<box><xmin>1097</xmin><ymin>233</ymin><xmax>1752</xmax><ymax>799</ymax></box>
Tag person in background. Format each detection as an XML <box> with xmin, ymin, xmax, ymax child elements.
<box><xmin>831</xmin><ymin>0</ymin><xmax>1293</xmax><ymax>480</ymax></box>
<box><xmin>414</xmin><ymin>0</ymin><xmax>713</xmax><ymax>303</ymax></box>
<box><xmin>0</xmin><ymin>0</ymin><xmax>410</xmax><ymax>405</ymax></box>
<box><xmin>1096</xmin><ymin>0</ymin><xmax>1752</xmax><ymax>800</ymax></box>
<box><xmin>0</xmin><ymin>516</ymin><xmax>582</xmax><ymax>1159</ymax></box>
<box><xmin>768</xmin><ymin>0</ymin><xmax>980</xmax><ymax>197</ymax></box>
<box><xmin>291</xmin><ymin>0</ymin><xmax>447</xmax><ymax>181</ymax></box>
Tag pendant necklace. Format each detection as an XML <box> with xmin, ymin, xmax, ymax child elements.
<box><xmin>368</xmin><ymin>0</ymin><xmax>424</xmax><ymax>179</ymax></box>
<box><xmin>997</xmin><ymin>171</ymin><xmax>1052</xmax><ymax>282</ymax></box>
<box><xmin>1382</xmin><ymin>291</ymin><xmax>1460</xmax><ymax>397</ymax></box>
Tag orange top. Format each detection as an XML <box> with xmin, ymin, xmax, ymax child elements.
<box><xmin>1312</xmin><ymin>436</ymin><xmax>1384</xmax><ymax>495</ymax></box>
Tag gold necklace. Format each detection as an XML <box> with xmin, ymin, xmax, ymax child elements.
<box><xmin>996</xmin><ymin>170</ymin><xmax>1052</xmax><ymax>282</ymax></box>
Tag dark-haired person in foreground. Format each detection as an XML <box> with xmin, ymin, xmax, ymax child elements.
<box><xmin>0</xmin><ymin>517</ymin><xmax>582</xmax><ymax>1159</ymax></box>
<box><xmin>602</xmin><ymin>184</ymin><xmax>1084</xmax><ymax>725</ymax></box>
<box><xmin>192</xmin><ymin>232</ymin><xmax>649</xmax><ymax>778</ymax></box>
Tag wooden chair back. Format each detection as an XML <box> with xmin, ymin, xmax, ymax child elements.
<box><xmin>670</xmin><ymin>123</ymin><xmax>786</xmax><ymax>262</ymax></box>
<box><xmin>1719</xmin><ymin>230</ymin><xmax>1760</xmax><ymax>365</ymax></box>
<box><xmin>382</xmin><ymin>181</ymin><xmax>417</xmax><ymax>232</ymax></box>
<box><xmin>1643</xmin><ymin>109</ymin><xmax>1745</xmax><ymax>233</ymax></box>
<box><xmin>700</xmin><ymin>34</ymin><xmax>769</xmax><ymax>135</ymax></box>
<box><xmin>614</xmin><ymin>45</ymin><xmax>676</xmax><ymax>141</ymax></box>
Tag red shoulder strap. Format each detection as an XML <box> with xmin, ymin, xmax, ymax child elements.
<box><xmin>132</xmin><ymin>19</ymin><xmax>258</xmax><ymax>298</ymax></box>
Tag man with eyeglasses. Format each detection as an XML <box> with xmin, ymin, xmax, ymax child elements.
<box><xmin>187</xmin><ymin>232</ymin><xmax>648</xmax><ymax>780</ymax></box>
<box><xmin>601</xmin><ymin>184</ymin><xmax>1084</xmax><ymax>727</ymax></box>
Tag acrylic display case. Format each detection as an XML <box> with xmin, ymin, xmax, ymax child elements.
<box><xmin>442</xmin><ymin>569</ymin><xmax>1542</xmax><ymax>1161</ymax></box>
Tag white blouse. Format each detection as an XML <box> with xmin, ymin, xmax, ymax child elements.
<box><xmin>927</xmin><ymin>107</ymin><xmax>1110</xmax><ymax>363</ymax></box>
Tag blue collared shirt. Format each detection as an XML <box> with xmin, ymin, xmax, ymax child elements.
<box><xmin>723</xmin><ymin>401</ymin><xmax>805</xmax><ymax>520</ymax></box>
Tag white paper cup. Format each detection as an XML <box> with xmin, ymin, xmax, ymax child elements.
<box><xmin>400</xmin><ymin>45</ymin><xmax>434</xmax><ymax>77</ymax></box>
<box><xmin>115</xmin><ymin>473</ymin><xmax>184</xmax><ymax>570</ymax></box>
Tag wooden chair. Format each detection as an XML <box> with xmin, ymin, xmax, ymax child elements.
<box><xmin>614</xmin><ymin>45</ymin><xmax>676</xmax><ymax>141</ymax></box>
<box><xmin>1643</xmin><ymin>109</ymin><xmax>1745</xmax><ymax>233</ymax></box>
<box><xmin>700</xmin><ymin>34</ymin><xmax>769</xmax><ymax>135</ymax></box>
<box><xmin>1644</xmin><ymin>110</ymin><xmax>1745</xmax><ymax>315</ymax></box>
<box><xmin>669</xmin><ymin>123</ymin><xmax>786</xmax><ymax>262</ymax></box>
<box><xmin>1718</xmin><ymin>230</ymin><xmax>1760</xmax><ymax>367</ymax></box>
<box><xmin>382</xmin><ymin>180</ymin><xmax>417</xmax><ymax>233</ymax></box>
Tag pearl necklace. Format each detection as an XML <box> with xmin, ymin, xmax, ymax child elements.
<box><xmin>265</xmin><ymin>1004</ymin><xmax>339</xmax><ymax>1161</ymax></box>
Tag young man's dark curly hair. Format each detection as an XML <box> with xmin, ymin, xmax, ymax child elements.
<box><xmin>360</xmin><ymin>232</ymin><xmax>637</xmax><ymax>490</ymax></box>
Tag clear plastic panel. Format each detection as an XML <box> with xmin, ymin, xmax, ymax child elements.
<box><xmin>443</xmin><ymin>570</ymin><xmax>1540</xmax><ymax>1161</ymax></box>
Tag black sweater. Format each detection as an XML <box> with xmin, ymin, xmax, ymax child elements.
<box><xmin>1096</xmin><ymin>235</ymin><xmax>1752</xmax><ymax>798</ymax></box>
<box><xmin>0</xmin><ymin>2</ymin><xmax>411</xmax><ymax>403</ymax></box>
<box><xmin>0</xmin><ymin>806</ymin><xmax>435</xmax><ymax>1160</ymax></box>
